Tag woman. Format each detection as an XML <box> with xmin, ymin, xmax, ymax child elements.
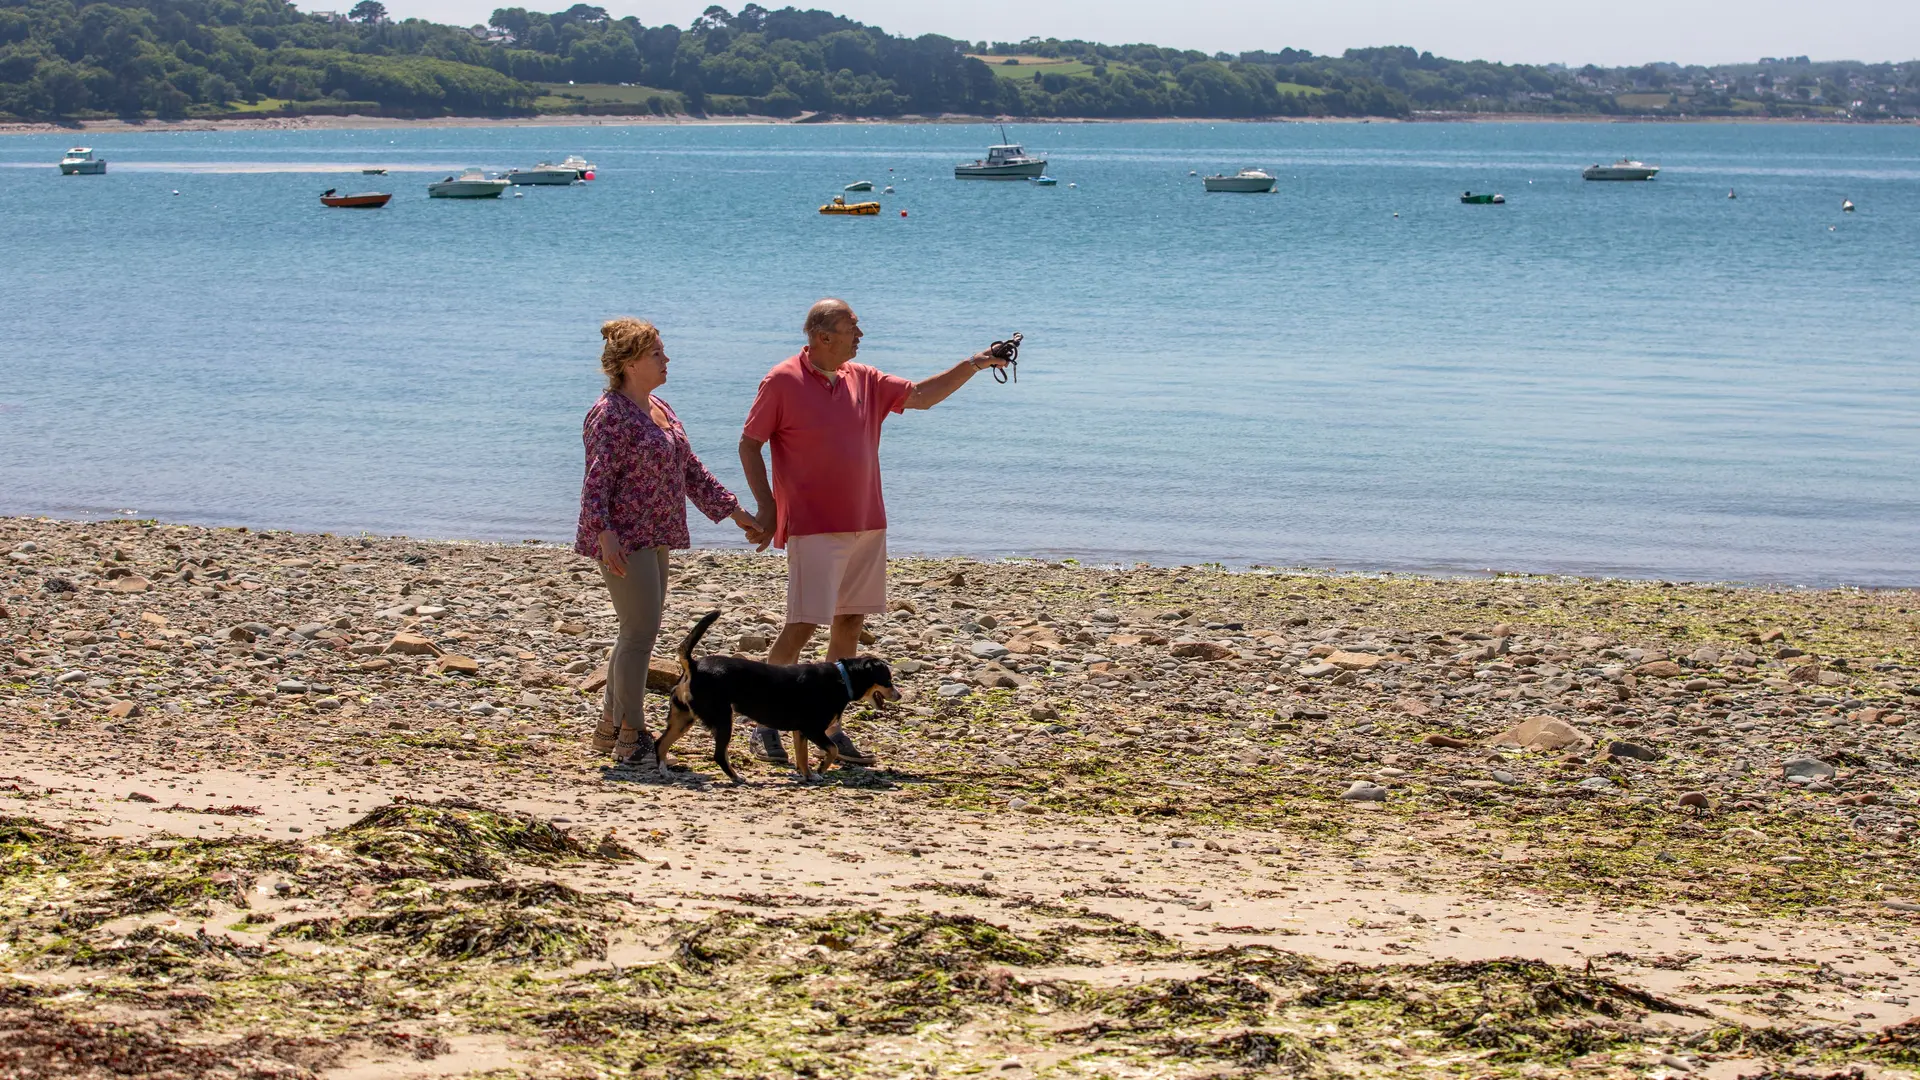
<box><xmin>576</xmin><ymin>317</ymin><xmax>759</xmax><ymax>767</ymax></box>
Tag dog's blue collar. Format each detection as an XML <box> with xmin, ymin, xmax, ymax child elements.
<box><xmin>834</xmin><ymin>660</ymin><xmax>855</xmax><ymax>700</ymax></box>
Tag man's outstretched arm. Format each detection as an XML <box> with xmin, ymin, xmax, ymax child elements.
<box><xmin>904</xmin><ymin>351</ymin><xmax>1007</xmax><ymax>411</ymax></box>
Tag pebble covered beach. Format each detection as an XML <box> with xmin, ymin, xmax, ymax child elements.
<box><xmin>3</xmin><ymin>515</ymin><xmax>1919</xmax><ymax>1078</ymax></box>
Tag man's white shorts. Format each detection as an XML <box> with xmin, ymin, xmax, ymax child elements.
<box><xmin>784</xmin><ymin>529</ymin><xmax>886</xmax><ymax>626</ymax></box>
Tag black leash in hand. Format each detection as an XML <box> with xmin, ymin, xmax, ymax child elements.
<box><xmin>987</xmin><ymin>332</ymin><xmax>1022</xmax><ymax>383</ymax></box>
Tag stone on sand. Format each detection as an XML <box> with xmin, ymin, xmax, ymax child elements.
<box><xmin>1487</xmin><ymin>716</ymin><xmax>1592</xmax><ymax>751</ymax></box>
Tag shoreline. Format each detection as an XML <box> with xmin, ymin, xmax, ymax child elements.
<box><xmin>10</xmin><ymin>511</ymin><xmax>1914</xmax><ymax>591</ymax></box>
<box><xmin>3</xmin><ymin>109</ymin><xmax>1911</xmax><ymax>136</ymax></box>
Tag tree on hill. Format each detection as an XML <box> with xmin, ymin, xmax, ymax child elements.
<box><xmin>0</xmin><ymin>0</ymin><xmax>1911</xmax><ymax>123</ymax></box>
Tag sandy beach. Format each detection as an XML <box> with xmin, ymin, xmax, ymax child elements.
<box><xmin>3</xmin><ymin>516</ymin><xmax>1917</xmax><ymax>1078</ymax></box>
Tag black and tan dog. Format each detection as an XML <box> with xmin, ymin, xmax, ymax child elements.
<box><xmin>655</xmin><ymin>610</ymin><xmax>901</xmax><ymax>783</ymax></box>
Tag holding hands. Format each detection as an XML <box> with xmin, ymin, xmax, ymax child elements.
<box><xmin>731</xmin><ymin>507</ymin><xmax>771</xmax><ymax>550</ymax></box>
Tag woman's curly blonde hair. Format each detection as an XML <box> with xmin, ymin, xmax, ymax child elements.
<box><xmin>599</xmin><ymin>317</ymin><xmax>660</xmax><ymax>391</ymax></box>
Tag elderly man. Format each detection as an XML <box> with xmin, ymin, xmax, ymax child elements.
<box><xmin>738</xmin><ymin>298</ymin><xmax>1008</xmax><ymax>765</ymax></box>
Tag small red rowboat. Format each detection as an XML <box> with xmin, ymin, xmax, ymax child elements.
<box><xmin>320</xmin><ymin>189</ymin><xmax>392</xmax><ymax>208</ymax></box>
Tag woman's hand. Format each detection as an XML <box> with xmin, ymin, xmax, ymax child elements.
<box><xmin>730</xmin><ymin>508</ymin><xmax>770</xmax><ymax>549</ymax></box>
<box><xmin>597</xmin><ymin>529</ymin><xmax>628</xmax><ymax>578</ymax></box>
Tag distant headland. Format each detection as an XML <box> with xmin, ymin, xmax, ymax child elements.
<box><xmin>1</xmin><ymin>0</ymin><xmax>1913</xmax><ymax>125</ymax></box>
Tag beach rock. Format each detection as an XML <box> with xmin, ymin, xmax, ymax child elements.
<box><xmin>386</xmin><ymin>631</ymin><xmax>440</xmax><ymax>656</ymax></box>
<box><xmin>938</xmin><ymin>683</ymin><xmax>971</xmax><ymax>698</ymax></box>
<box><xmin>1489</xmin><ymin>769</ymin><xmax>1518</xmax><ymax>785</ymax></box>
<box><xmin>1676</xmin><ymin>791</ymin><xmax>1711</xmax><ymax>811</ymax></box>
<box><xmin>1172</xmin><ymin>641</ymin><xmax>1233</xmax><ymax>662</ymax></box>
<box><xmin>1327</xmin><ymin>650</ymin><xmax>1383</xmax><ymax>671</ymax></box>
<box><xmin>108</xmin><ymin>576</ymin><xmax>152</xmax><ymax>593</ymax></box>
<box><xmin>437</xmin><ymin>655</ymin><xmax>480</xmax><ymax>676</ymax></box>
<box><xmin>104</xmin><ymin>700</ymin><xmax>139</xmax><ymax>719</ymax></box>
<box><xmin>1396</xmin><ymin>697</ymin><xmax>1432</xmax><ymax>717</ymax></box>
<box><xmin>736</xmin><ymin>633</ymin><xmax>769</xmax><ymax>654</ymax></box>
<box><xmin>1298</xmin><ymin>661</ymin><xmax>1339</xmax><ymax>679</ymax></box>
<box><xmin>275</xmin><ymin>680</ymin><xmax>308</xmax><ymax>695</ymax></box>
<box><xmin>1488</xmin><ymin>716</ymin><xmax>1592</xmax><ymax>751</ymax></box>
<box><xmin>1607</xmin><ymin>740</ymin><xmax>1661</xmax><ymax>762</ymax></box>
<box><xmin>970</xmin><ymin>640</ymin><xmax>1010</xmax><ymax>660</ymax></box>
<box><xmin>1782</xmin><ymin>756</ymin><xmax>1836</xmax><ymax>781</ymax></box>
<box><xmin>55</xmin><ymin>670</ymin><xmax>88</xmax><ymax>685</ymax></box>
<box><xmin>1421</xmin><ymin>733</ymin><xmax>1472</xmax><ymax>749</ymax></box>
<box><xmin>1340</xmin><ymin>781</ymin><xmax>1388</xmax><ymax>802</ymax></box>
<box><xmin>1634</xmin><ymin>660</ymin><xmax>1684</xmax><ymax>679</ymax></box>
<box><xmin>1577</xmin><ymin>776</ymin><xmax>1617</xmax><ymax>791</ymax></box>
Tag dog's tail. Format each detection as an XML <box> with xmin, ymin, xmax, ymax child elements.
<box><xmin>677</xmin><ymin>609</ymin><xmax>722</xmax><ymax>681</ymax></box>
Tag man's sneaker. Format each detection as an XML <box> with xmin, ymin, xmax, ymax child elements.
<box><xmin>831</xmin><ymin>730</ymin><xmax>877</xmax><ymax>766</ymax></box>
<box><xmin>749</xmin><ymin>724</ymin><xmax>789</xmax><ymax>765</ymax></box>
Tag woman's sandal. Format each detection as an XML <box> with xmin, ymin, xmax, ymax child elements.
<box><xmin>590</xmin><ymin>713</ymin><xmax>619</xmax><ymax>754</ymax></box>
<box><xmin>612</xmin><ymin>726</ymin><xmax>656</xmax><ymax>770</ymax></box>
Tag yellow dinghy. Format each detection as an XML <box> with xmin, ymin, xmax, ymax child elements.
<box><xmin>819</xmin><ymin>196</ymin><xmax>881</xmax><ymax>215</ymax></box>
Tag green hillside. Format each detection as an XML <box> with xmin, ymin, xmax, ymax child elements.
<box><xmin>0</xmin><ymin>0</ymin><xmax>1912</xmax><ymax>123</ymax></box>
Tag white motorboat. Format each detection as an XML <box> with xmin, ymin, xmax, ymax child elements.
<box><xmin>428</xmin><ymin>169</ymin><xmax>510</xmax><ymax>198</ymax></box>
<box><xmin>59</xmin><ymin>147</ymin><xmax>106</xmax><ymax>175</ymax></box>
<box><xmin>955</xmin><ymin>126</ymin><xmax>1047</xmax><ymax>179</ymax></box>
<box><xmin>1203</xmin><ymin>168</ymin><xmax>1276</xmax><ymax>193</ymax></box>
<box><xmin>508</xmin><ymin>164</ymin><xmax>580</xmax><ymax>185</ymax></box>
<box><xmin>1582</xmin><ymin>159</ymin><xmax>1659</xmax><ymax>181</ymax></box>
<box><xmin>557</xmin><ymin>155</ymin><xmax>595</xmax><ymax>179</ymax></box>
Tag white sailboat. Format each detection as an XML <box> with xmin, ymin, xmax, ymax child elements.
<box><xmin>1203</xmin><ymin>168</ymin><xmax>1277</xmax><ymax>193</ymax></box>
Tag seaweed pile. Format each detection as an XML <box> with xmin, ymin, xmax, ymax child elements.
<box><xmin>1</xmin><ymin>800</ymin><xmax>1913</xmax><ymax>1078</ymax></box>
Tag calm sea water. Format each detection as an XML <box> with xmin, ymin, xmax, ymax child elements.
<box><xmin>2</xmin><ymin>121</ymin><xmax>1916</xmax><ymax>585</ymax></box>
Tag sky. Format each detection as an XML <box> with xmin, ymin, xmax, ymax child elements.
<box><xmin>375</xmin><ymin>0</ymin><xmax>1920</xmax><ymax>67</ymax></box>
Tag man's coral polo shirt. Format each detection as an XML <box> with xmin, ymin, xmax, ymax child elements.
<box><xmin>742</xmin><ymin>347</ymin><xmax>913</xmax><ymax>548</ymax></box>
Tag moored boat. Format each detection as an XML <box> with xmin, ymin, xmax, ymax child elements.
<box><xmin>844</xmin><ymin>180</ymin><xmax>874</xmax><ymax>191</ymax></box>
<box><xmin>956</xmin><ymin>125</ymin><xmax>1047</xmax><ymax>179</ymax></box>
<box><xmin>1203</xmin><ymin>168</ymin><xmax>1276</xmax><ymax>193</ymax></box>
<box><xmin>362</xmin><ymin>168</ymin><xmax>388</xmax><ymax>175</ymax></box>
<box><xmin>1460</xmin><ymin>191</ymin><xmax>1505</xmax><ymax>204</ymax></box>
<box><xmin>428</xmin><ymin>169</ymin><xmax>510</xmax><ymax>198</ymax></box>
<box><xmin>320</xmin><ymin>189</ymin><xmax>393</xmax><ymax>208</ymax></box>
<box><xmin>508</xmin><ymin>164</ymin><xmax>580</xmax><ymax>185</ymax></box>
<box><xmin>557</xmin><ymin>155</ymin><xmax>595</xmax><ymax>179</ymax></box>
<box><xmin>59</xmin><ymin>147</ymin><xmax>106</xmax><ymax>175</ymax></box>
<box><xmin>819</xmin><ymin>196</ymin><xmax>881</xmax><ymax>215</ymax></box>
<box><xmin>1582</xmin><ymin>159</ymin><xmax>1659</xmax><ymax>181</ymax></box>
<box><xmin>1030</xmin><ymin>175</ymin><xmax>1058</xmax><ymax>186</ymax></box>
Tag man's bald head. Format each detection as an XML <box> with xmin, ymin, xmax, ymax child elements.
<box><xmin>804</xmin><ymin>298</ymin><xmax>853</xmax><ymax>339</ymax></box>
<box><xmin>803</xmin><ymin>298</ymin><xmax>863</xmax><ymax>370</ymax></box>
